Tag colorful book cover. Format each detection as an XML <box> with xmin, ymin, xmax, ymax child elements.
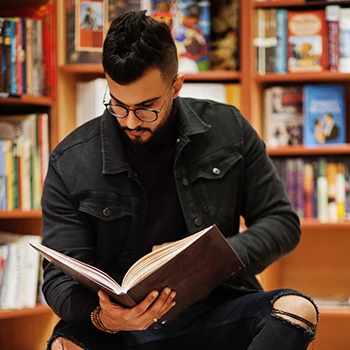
<box><xmin>287</xmin><ymin>10</ymin><xmax>328</xmax><ymax>72</ymax></box>
<box><xmin>210</xmin><ymin>0</ymin><xmax>239</xmax><ymax>71</ymax></box>
<box><xmin>263</xmin><ymin>86</ymin><xmax>303</xmax><ymax>147</ymax></box>
<box><xmin>303</xmin><ymin>85</ymin><xmax>346</xmax><ymax>146</ymax></box>
<box><xmin>172</xmin><ymin>0</ymin><xmax>211</xmax><ymax>73</ymax></box>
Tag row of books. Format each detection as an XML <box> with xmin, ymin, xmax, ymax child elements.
<box><xmin>264</xmin><ymin>84</ymin><xmax>346</xmax><ymax>147</ymax></box>
<box><xmin>76</xmin><ymin>78</ymin><xmax>241</xmax><ymax>127</ymax></box>
<box><xmin>0</xmin><ymin>17</ymin><xmax>44</xmax><ymax>96</ymax></box>
<box><xmin>255</xmin><ymin>6</ymin><xmax>350</xmax><ymax>74</ymax></box>
<box><xmin>273</xmin><ymin>156</ymin><xmax>350</xmax><ymax>222</ymax></box>
<box><xmin>0</xmin><ymin>233</ymin><xmax>42</xmax><ymax>309</ymax></box>
<box><xmin>0</xmin><ymin>113</ymin><xmax>49</xmax><ymax>211</ymax></box>
<box><xmin>66</xmin><ymin>0</ymin><xmax>240</xmax><ymax>73</ymax></box>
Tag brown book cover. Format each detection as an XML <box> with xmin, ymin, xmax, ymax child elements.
<box><xmin>31</xmin><ymin>224</ymin><xmax>245</xmax><ymax>325</ymax></box>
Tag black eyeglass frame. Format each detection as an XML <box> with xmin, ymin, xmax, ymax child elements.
<box><xmin>103</xmin><ymin>75</ymin><xmax>177</xmax><ymax>123</ymax></box>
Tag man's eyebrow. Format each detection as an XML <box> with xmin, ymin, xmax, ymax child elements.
<box><xmin>109</xmin><ymin>92</ymin><xmax>161</xmax><ymax>106</ymax></box>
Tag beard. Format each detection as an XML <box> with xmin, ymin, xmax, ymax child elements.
<box><xmin>118</xmin><ymin>102</ymin><xmax>176</xmax><ymax>154</ymax></box>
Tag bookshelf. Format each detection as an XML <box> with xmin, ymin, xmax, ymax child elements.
<box><xmin>3</xmin><ymin>0</ymin><xmax>343</xmax><ymax>348</ymax></box>
<box><xmin>0</xmin><ymin>0</ymin><xmax>59</xmax><ymax>349</ymax></box>
<box><xmin>249</xmin><ymin>1</ymin><xmax>350</xmax><ymax>349</ymax></box>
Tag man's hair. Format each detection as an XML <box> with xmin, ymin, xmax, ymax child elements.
<box><xmin>103</xmin><ymin>10</ymin><xmax>178</xmax><ymax>85</ymax></box>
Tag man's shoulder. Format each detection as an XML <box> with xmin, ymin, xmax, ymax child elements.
<box><xmin>179</xmin><ymin>97</ymin><xmax>244</xmax><ymax>129</ymax></box>
<box><xmin>50</xmin><ymin>117</ymin><xmax>101</xmax><ymax>161</ymax></box>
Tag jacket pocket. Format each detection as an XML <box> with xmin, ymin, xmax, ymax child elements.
<box><xmin>78</xmin><ymin>192</ymin><xmax>134</xmax><ymax>270</ymax></box>
<box><xmin>78</xmin><ymin>192</ymin><xmax>133</xmax><ymax>221</ymax></box>
<box><xmin>186</xmin><ymin>149</ymin><xmax>242</xmax><ymax>183</ymax></box>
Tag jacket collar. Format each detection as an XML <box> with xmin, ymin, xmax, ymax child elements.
<box><xmin>101</xmin><ymin>97</ymin><xmax>211</xmax><ymax>174</ymax></box>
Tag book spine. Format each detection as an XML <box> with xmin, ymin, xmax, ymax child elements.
<box><xmin>3</xmin><ymin>19</ymin><xmax>12</xmax><ymax>93</ymax></box>
<box><xmin>326</xmin><ymin>5</ymin><xmax>340</xmax><ymax>72</ymax></box>
<box><xmin>339</xmin><ymin>8</ymin><xmax>350</xmax><ymax>73</ymax></box>
<box><xmin>317</xmin><ymin>157</ymin><xmax>328</xmax><ymax>222</ymax></box>
<box><xmin>0</xmin><ymin>18</ymin><xmax>4</xmax><ymax>92</ymax></box>
<box><xmin>274</xmin><ymin>8</ymin><xmax>287</xmax><ymax>73</ymax></box>
<box><xmin>303</xmin><ymin>161</ymin><xmax>314</xmax><ymax>219</ymax></box>
<box><xmin>42</xmin><ymin>2</ymin><xmax>56</xmax><ymax>98</ymax></box>
<box><xmin>15</xmin><ymin>18</ymin><xmax>23</xmax><ymax>95</ymax></box>
<box><xmin>8</xmin><ymin>19</ymin><xmax>16</xmax><ymax>95</ymax></box>
<box><xmin>336</xmin><ymin>162</ymin><xmax>345</xmax><ymax>221</ymax></box>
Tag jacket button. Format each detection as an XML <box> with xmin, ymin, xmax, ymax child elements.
<box><xmin>182</xmin><ymin>178</ymin><xmax>189</xmax><ymax>186</ymax></box>
<box><xmin>213</xmin><ymin>167</ymin><xmax>221</xmax><ymax>175</ymax></box>
<box><xmin>103</xmin><ymin>207</ymin><xmax>111</xmax><ymax>217</ymax></box>
<box><xmin>194</xmin><ymin>218</ymin><xmax>202</xmax><ymax>226</ymax></box>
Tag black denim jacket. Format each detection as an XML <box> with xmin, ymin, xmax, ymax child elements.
<box><xmin>41</xmin><ymin>97</ymin><xmax>301</xmax><ymax>323</ymax></box>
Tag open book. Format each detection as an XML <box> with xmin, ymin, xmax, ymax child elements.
<box><xmin>31</xmin><ymin>225</ymin><xmax>245</xmax><ymax>324</ymax></box>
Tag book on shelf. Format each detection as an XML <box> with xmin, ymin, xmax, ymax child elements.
<box><xmin>287</xmin><ymin>10</ymin><xmax>328</xmax><ymax>73</ymax></box>
<box><xmin>303</xmin><ymin>85</ymin><xmax>346</xmax><ymax>147</ymax></box>
<box><xmin>31</xmin><ymin>224</ymin><xmax>245</xmax><ymax>325</ymax></box>
<box><xmin>66</xmin><ymin>0</ymin><xmax>151</xmax><ymax>64</ymax></box>
<box><xmin>76</xmin><ymin>78</ymin><xmax>106</xmax><ymax>127</ymax></box>
<box><xmin>339</xmin><ymin>8</ymin><xmax>350</xmax><ymax>73</ymax></box>
<box><xmin>179</xmin><ymin>82</ymin><xmax>241</xmax><ymax>109</ymax></box>
<box><xmin>0</xmin><ymin>233</ymin><xmax>41</xmax><ymax>309</ymax></box>
<box><xmin>326</xmin><ymin>5</ymin><xmax>341</xmax><ymax>72</ymax></box>
<box><xmin>263</xmin><ymin>86</ymin><xmax>303</xmax><ymax>147</ymax></box>
<box><xmin>210</xmin><ymin>0</ymin><xmax>239</xmax><ymax>71</ymax></box>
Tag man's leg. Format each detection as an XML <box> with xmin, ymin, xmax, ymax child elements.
<box><xmin>51</xmin><ymin>337</ymin><xmax>84</xmax><ymax>350</ymax></box>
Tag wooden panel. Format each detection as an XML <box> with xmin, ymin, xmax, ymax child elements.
<box><xmin>0</xmin><ymin>311</ymin><xmax>58</xmax><ymax>350</ymax></box>
<box><xmin>280</xmin><ymin>229</ymin><xmax>350</xmax><ymax>299</ymax></box>
<box><xmin>308</xmin><ymin>309</ymin><xmax>350</xmax><ymax>350</ymax></box>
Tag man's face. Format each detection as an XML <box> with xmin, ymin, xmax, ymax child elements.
<box><xmin>106</xmin><ymin>69</ymin><xmax>184</xmax><ymax>145</ymax></box>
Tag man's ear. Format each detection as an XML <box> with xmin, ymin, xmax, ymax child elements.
<box><xmin>172</xmin><ymin>73</ymin><xmax>185</xmax><ymax>99</ymax></box>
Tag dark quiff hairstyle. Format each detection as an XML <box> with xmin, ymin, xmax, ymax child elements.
<box><xmin>102</xmin><ymin>10</ymin><xmax>178</xmax><ymax>85</ymax></box>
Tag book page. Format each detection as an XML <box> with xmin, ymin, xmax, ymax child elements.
<box><xmin>31</xmin><ymin>243</ymin><xmax>122</xmax><ymax>293</ymax></box>
<box><xmin>121</xmin><ymin>226</ymin><xmax>213</xmax><ymax>290</ymax></box>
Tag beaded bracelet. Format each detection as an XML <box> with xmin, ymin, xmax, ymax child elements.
<box><xmin>90</xmin><ymin>306</ymin><xmax>118</xmax><ymax>334</ymax></box>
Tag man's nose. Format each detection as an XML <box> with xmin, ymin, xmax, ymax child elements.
<box><xmin>125</xmin><ymin>110</ymin><xmax>143</xmax><ymax>130</ymax></box>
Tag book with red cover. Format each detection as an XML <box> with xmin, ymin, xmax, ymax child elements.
<box><xmin>31</xmin><ymin>224</ymin><xmax>245</xmax><ymax>325</ymax></box>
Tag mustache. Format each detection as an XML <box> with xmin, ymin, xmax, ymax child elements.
<box><xmin>121</xmin><ymin>126</ymin><xmax>152</xmax><ymax>133</ymax></box>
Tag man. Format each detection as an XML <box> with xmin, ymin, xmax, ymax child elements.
<box><xmin>43</xmin><ymin>11</ymin><xmax>318</xmax><ymax>350</ymax></box>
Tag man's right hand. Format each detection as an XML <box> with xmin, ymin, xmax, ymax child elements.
<box><xmin>97</xmin><ymin>288</ymin><xmax>176</xmax><ymax>332</ymax></box>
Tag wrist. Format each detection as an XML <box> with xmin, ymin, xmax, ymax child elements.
<box><xmin>90</xmin><ymin>306</ymin><xmax>118</xmax><ymax>334</ymax></box>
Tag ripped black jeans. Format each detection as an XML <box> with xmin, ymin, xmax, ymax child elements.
<box><xmin>48</xmin><ymin>288</ymin><xmax>319</xmax><ymax>350</ymax></box>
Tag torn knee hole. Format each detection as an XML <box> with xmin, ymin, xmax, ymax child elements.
<box><xmin>271</xmin><ymin>295</ymin><xmax>318</xmax><ymax>333</ymax></box>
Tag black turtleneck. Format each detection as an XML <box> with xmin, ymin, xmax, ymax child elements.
<box><xmin>123</xmin><ymin>100</ymin><xmax>189</xmax><ymax>256</ymax></box>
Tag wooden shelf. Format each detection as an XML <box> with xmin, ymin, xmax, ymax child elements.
<box><xmin>0</xmin><ymin>210</ymin><xmax>42</xmax><ymax>219</ymax></box>
<box><xmin>301</xmin><ymin>220</ymin><xmax>350</xmax><ymax>230</ymax></box>
<box><xmin>0</xmin><ymin>0</ymin><xmax>49</xmax><ymax>8</ymax></box>
<box><xmin>59</xmin><ymin>64</ymin><xmax>241</xmax><ymax>81</ymax></box>
<box><xmin>0</xmin><ymin>95</ymin><xmax>53</xmax><ymax>107</ymax></box>
<box><xmin>256</xmin><ymin>72</ymin><xmax>350</xmax><ymax>83</ymax></box>
<box><xmin>0</xmin><ymin>304</ymin><xmax>52</xmax><ymax>320</ymax></box>
<box><xmin>267</xmin><ymin>144</ymin><xmax>350</xmax><ymax>156</ymax></box>
<box><xmin>253</xmin><ymin>0</ymin><xmax>350</xmax><ymax>8</ymax></box>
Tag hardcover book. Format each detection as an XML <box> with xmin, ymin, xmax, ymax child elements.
<box><xmin>303</xmin><ymin>85</ymin><xmax>346</xmax><ymax>146</ymax></box>
<box><xmin>31</xmin><ymin>224</ymin><xmax>245</xmax><ymax>325</ymax></box>
<box><xmin>287</xmin><ymin>10</ymin><xmax>328</xmax><ymax>72</ymax></box>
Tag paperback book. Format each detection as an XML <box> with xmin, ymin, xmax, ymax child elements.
<box><xmin>303</xmin><ymin>85</ymin><xmax>346</xmax><ymax>146</ymax></box>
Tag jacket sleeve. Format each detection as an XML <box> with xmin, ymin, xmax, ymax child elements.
<box><xmin>41</xmin><ymin>160</ymin><xmax>99</xmax><ymax>323</ymax></box>
<box><xmin>226</xmin><ymin>113</ymin><xmax>301</xmax><ymax>277</ymax></box>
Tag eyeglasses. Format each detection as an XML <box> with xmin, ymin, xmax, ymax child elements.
<box><xmin>103</xmin><ymin>76</ymin><xmax>177</xmax><ymax>123</ymax></box>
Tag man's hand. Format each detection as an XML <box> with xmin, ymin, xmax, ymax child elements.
<box><xmin>97</xmin><ymin>288</ymin><xmax>176</xmax><ymax>332</ymax></box>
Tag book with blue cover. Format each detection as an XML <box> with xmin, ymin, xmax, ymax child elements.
<box><xmin>303</xmin><ymin>85</ymin><xmax>346</xmax><ymax>146</ymax></box>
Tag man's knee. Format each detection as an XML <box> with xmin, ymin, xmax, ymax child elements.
<box><xmin>271</xmin><ymin>294</ymin><xmax>318</xmax><ymax>333</ymax></box>
<box><xmin>51</xmin><ymin>337</ymin><xmax>84</xmax><ymax>350</ymax></box>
